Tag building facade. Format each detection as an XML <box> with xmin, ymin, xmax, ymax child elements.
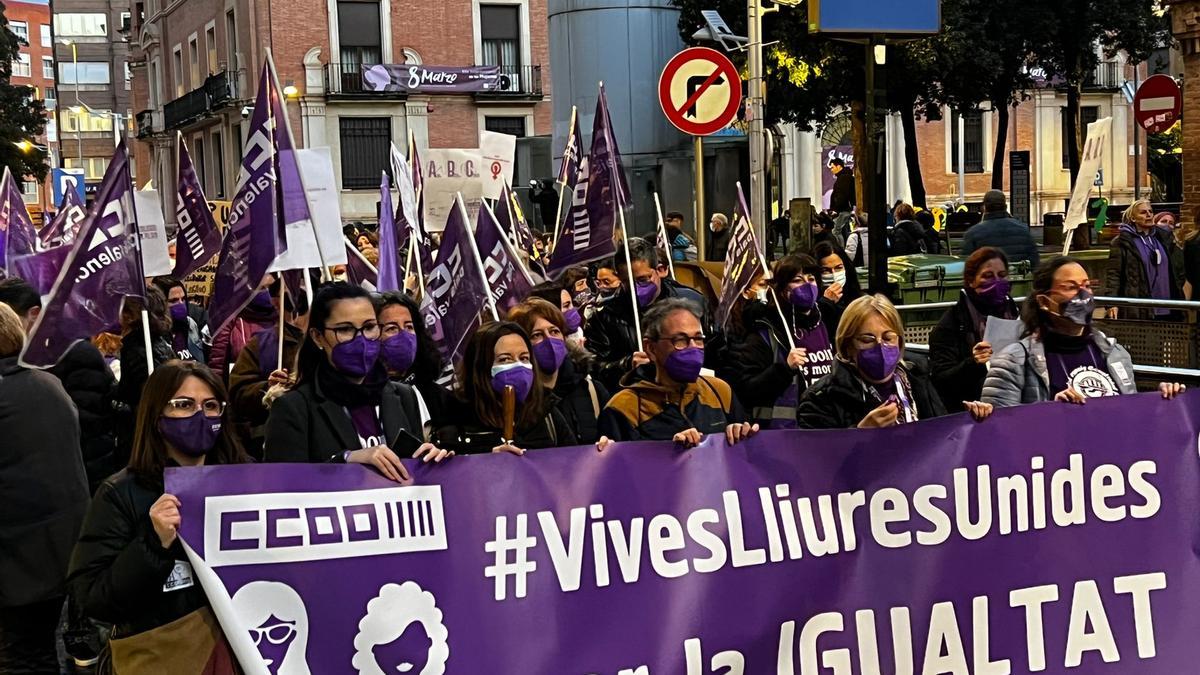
<box><xmin>7</xmin><ymin>0</ymin><xmax>56</xmax><ymax>220</ymax></box>
<box><xmin>129</xmin><ymin>0</ymin><xmax>552</xmax><ymax>226</ymax></box>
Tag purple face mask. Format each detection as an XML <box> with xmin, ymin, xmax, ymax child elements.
<box><xmin>158</xmin><ymin>411</ymin><xmax>222</xmax><ymax>457</ymax></box>
<box><xmin>856</xmin><ymin>343</ymin><xmax>902</xmax><ymax>382</ymax></box>
<box><xmin>664</xmin><ymin>346</ymin><xmax>705</xmax><ymax>383</ymax></box>
<box><xmin>490</xmin><ymin>362</ymin><xmax>535</xmax><ymax>403</ymax></box>
<box><xmin>635</xmin><ymin>281</ymin><xmax>658</xmax><ymax>308</ymax></box>
<box><xmin>532</xmin><ymin>337</ymin><xmax>568</xmax><ymax>373</ymax></box>
<box><xmin>169</xmin><ymin>302</ymin><xmax>188</xmax><ymax>321</ymax></box>
<box><xmin>974</xmin><ymin>278</ymin><xmax>1012</xmax><ymax>308</ymax></box>
<box><xmin>789</xmin><ymin>282</ymin><xmax>820</xmax><ymax>310</ymax></box>
<box><xmin>330</xmin><ymin>334</ymin><xmax>381</xmax><ymax>378</ymax></box>
<box><xmin>563</xmin><ymin>307</ymin><xmax>583</xmax><ymax>333</ymax></box>
<box><xmin>381</xmin><ymin>331</ymin><xmax>418</xmax><ymax>374</ymax></box>
<box><xmin>250</xmin><ymin>290</ymin><xmax>274</xmax><ymax>309</ymax></box>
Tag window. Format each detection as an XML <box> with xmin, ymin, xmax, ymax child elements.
<box><xmin>205</xmin><ymin>24</ymin><xmax>217</xmax><ymax>75</ymax></box>
<box><xmin>9</xmin><ymin>20</ymin><xmax>28</xmax><ymax>43</ymax></box>
<box><xmin>195</xmin><ymin>136</ymin><xmax>207</xmax><ymax>194</ymax></box>
<box><xmin>480</xmin><ymin>5</ymin><xmax>520</xmax><ymax>69</ymax></box>
<box><xmin>148</xmin><ymin>58</ymin><xmax>161</xmax><ymax>108</ymax></box>
<box><xmin>64</xmin><ymin>157</ymin><xmax>110</xmax><ymax>179</ymax></box>
<box><xmin>59</xmin><ymin>62</ymin><xmax>112</xmax><ymax>84</ymax></box>
<box><xmin>125</xmin><ymin>62</ymin><xmax>132</xmax><ymax>90</ymax></box>
<box><xmin>63</xmin><ymin>109</ymin><xmax>114</xmax><ymax>133</ymax></box>
<box><xmin>44</xmin><ymin>87</ymin><xmax>56</xmax><ymax>108</ymax></box>
<box><xmin>13</xmin><ymin>54</ymin><xmax>30</xmax><ymax>78</ymax></box>
<box><xmin>1061</xmin><ymin>105</ymin><xmax>1100</xmax><ymax>169</ymax></box>
<box><xmin>336</xmin><ymin>1</ymin><xmax>381</xmax><ymax>67</ymax></box>
<box><xmin>20</xmin><ymin>180</ymin><xmax>38</xmax><ymax>204</ymax></box>
<box><xmin>485</xmin><ymin>116</ymin><xmax>526</xmax><ymax>137</ymax></box>
<box><xmin>120</xmin><ymin>12</ymin><xmax>131</xmax><ymax>35</ymax></box>
<box><xmin>39</xmin><ymin>24</ymin><xmax>50</xmax><ymax>47</ymax></box>
<box><xmin>225</xmin><ymin>10</ymin><xmax>237</xmax><ymax>72</ymax></box>
<box><xmin>339</xmin><ymin>117</ymin><xmax>390</xmax><ymax>189</ymax></box>
<box><xmin>54</xmin><ymin>13</ymin><xmax>107</xmax><ymax>37</ymax></box>
<box><xmin>188</xmin><ymin>35</ymin><xmax>199</xmax><ymax>88</ymax></box>
<box><xmin>949</xmin><ymin>109</ymin><xmax>984</xmax><ymax>174</ymax></box>
<box><xmin>210</xmin><ymin>129</ymin><xmax>226</xmax><ymax>198</ymax></box>
<box><xmin>42</xmin><ymin>57</ymin><xmax>54</xmax><ymax>80</ymax></box>
<box><xmin>173</xmin><ymin>45</ymin><xmax>183</xmax><ymax>96</ymax></box>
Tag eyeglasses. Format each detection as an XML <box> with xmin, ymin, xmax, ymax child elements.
<box><xmin>323</xmin><ymin>322</ymin><xmax>382</xmax><ymax>344</ymax></box>
<box><xmin>655</xmin><ymin>335</ymin><xmax>706</xmax><ymax>350</ymax></box>
<box><xmin>854</xmin><ymin>332</ymin><xmax>900</xmax><ymax>348</ymax></box>
<box><xmin>381</xmin><ymin>322</ymin><xmax>414</xmax><ymax>338</ymax></box>
<box><xmin>249</xmin><ymin>621</ymin><xmax>296</xmax><ymax>646</ymax></box>
<box><xmin>164</xmin><ymin>397</ymin><xmax>226</xmax><ymax>418</ymax></box>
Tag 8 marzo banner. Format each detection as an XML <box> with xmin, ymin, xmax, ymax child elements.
<box><xmin>167</xmin><ymin>391</ymin><xmax>1200</xmax><ymax>674</ymax></box>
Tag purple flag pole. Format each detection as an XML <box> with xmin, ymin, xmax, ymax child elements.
<box><xmin>551</xmin><ymin>105</ymin><xmax>578</xmax><ymax>247</ymax></box>
<box><xmin>652</xmin><ymin>192</ymin><xmax>675</xmax><ymax>279</ymax></box>
<box><xmin>456</xmin><ymin>193</ymin><xmax>500</xmax><ymax>322</ymax></box>
<box><xmin>481</xmin><ymin>198</ymin><xmax>536</xmax><ymax>290</ymax></box>
<box><xmin>376</xmin><ymin>172</ymin><xmax>402</xmax><ymax>293</ymax></box>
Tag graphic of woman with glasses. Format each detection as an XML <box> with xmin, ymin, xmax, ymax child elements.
<box><xmin>68</xmin><ymin>360</ymin><xmax>249</xmax><ymax>670</ymax></box>
<box><xmin>797</xmin><ymin>295</ymin><xmax>992</xmax><ymax>429</ymax></box>
<box><xmin>231</xmin><ymin>580</ymin><xmax>311</xmax><ymax>675</ymax></box>
<box><xmin>265</xmin><ymin>284</ymin><xmax>447</xmax><ymax>480</ymax></box>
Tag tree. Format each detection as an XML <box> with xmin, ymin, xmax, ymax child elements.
<box><xmin>0</xmin><ymin>2</ymin><xmax>49</xmax><ymax>182</ymax></box>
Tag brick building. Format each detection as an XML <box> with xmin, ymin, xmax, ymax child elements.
<box><xmin>51</xmin><ymin>0</ymin><xmax>135</xmax><ymax>198</ymax></box>
<box><xmin>129</xmin><ymin>0</ymin><xmax>552</xmax><ymax>224</ymax></box>
<box><xmin>6</xmin><ymin>0</ymin><xmax>55</xmax><ymax>219</ymax></box>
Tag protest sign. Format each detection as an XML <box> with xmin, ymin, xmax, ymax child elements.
<box><xmin>134</xmin><ymin>189</ymin><xmax>173</xmax><ymax>277</ymax></box>
<box><xmin>171</xmin><ymin>391</ymin><xmax>1200</xmax><ymax>674</ymax></box>
<box><xmin>423</xmin><ymin>149</ymin><xmax>483</xmax><ymax>228</ymax></box>
<box><xmin>269</xmin><ymin>147</ymin><xmax>347</xmax><ymax>272</ymax></box>
<box><xmin>479</xmin><ymin>130</ymin><xmax>517</xmax><ymax>200</ymax></box>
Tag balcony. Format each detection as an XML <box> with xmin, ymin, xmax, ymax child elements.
<box><xmin>1083</xmin><ymin>61</ymin><xmax>1122</xmax><ymax>90</ymax></box>
<box><xmin>326</xmin><ymin>62</ymin><xmax>404</xmax><ymax>98</ymax></box>
<box><xmin>475</xmin><ymin>65</ymin><xmax>543</xmax><ymax>100</ymax></box>
<box><xmin>136</xmin><ymin>109</ymin><xmax>161</xmax><ymax>139</ymax></box>
<box><xmin>163</xmin><ymin>70</ymin><xmax>234</xmax><ymax>130</ymax></box>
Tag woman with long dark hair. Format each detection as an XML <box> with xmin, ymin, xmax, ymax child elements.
<box><xmin>929</xmin><ymin>247</ymin><xmax>1020</xmax><ymax>411</ymax></box>
<box><xmin>374</xmin><ymin>291</ymin><xmax>453</xmax><ymax>428</ymax></box>
<box><xmin>433</xmin><ymin>321</ymin><xmax>577</xmax><ymax>454</ymax></box>
<box><xmin>265</xmin><ymin>284</ymin><xmax>447</xmax><ymax>479</ymax></box>
<box><xmin>811</xmin><ymin>241</ymin><xmax>864</xmax><ymax>335</ymax></box>
<box><xmin>68</xmin><ymin>361</ymin><xmax>247</xmax><ymax>672</ymax></box>
<box><xmin>983</xmin><ymin>257</ymin><xmax>1186</xmax><ymax>405</ymax></box>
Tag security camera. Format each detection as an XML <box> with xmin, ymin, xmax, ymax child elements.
<box><xmin>240</xmin><ymin>106</ymin><xmax>251</xmax><ymax>119</ymax></box>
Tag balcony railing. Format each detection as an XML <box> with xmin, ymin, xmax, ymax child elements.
<box><xmin>325</xmin><ymin>62</ymin><xmax>543</xmax><ymax>98</ymax></box>
<box><xmin>1084</xmin><ymin>61</ymin><xmax>1122</xmax><ymax>90</ymax></box>
<box><xmin>136</xmin><ymin>109</ymin><xmax>158</xmax><ymax>138</ymax></box>
<box><xmin>163</xmin><ymin>70</ymin><xmax>234</xmax><ymax>130</ymax></box>
<box><xmin>475</xmin><ymin>65</ymin><xmax>542</xmax><ymax>99</ymax></box>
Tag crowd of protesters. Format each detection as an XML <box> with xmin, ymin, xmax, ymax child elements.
<box><xmin>0</xmin><ymin>197</ymin><xmax>1194</xmax><ymax>673</ymax></box>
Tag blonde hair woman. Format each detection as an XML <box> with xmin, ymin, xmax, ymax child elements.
<box><xmin>797</xmin><ymin>294</ymin><xmax>992</xmax><ymax>429</ymax></box>
<box><xmin>1105</xmin><ymin>198</ymin><xmax>1184</xmax><ymax>320</ymax></box>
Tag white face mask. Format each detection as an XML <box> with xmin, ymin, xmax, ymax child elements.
<box><xmin>821</xmin><ymin>270</ymin><xmax>847</xmax><ymax>286</ymax></box>
<box><xmin>754</xmin><ymin>288</ymin><xmax>769</xmax><ymax>304</ymax></box>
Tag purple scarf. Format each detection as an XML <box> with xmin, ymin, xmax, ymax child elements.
<box><xmin>1121</xmin><ymin>223</ymin><xmax>1170</xmax><ymax>315</ymax></box>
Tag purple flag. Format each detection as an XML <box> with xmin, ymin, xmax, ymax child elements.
<box><xmin>0</xmin><ymin>167</ymin><xmax>39</xmax><ymax>270</ymax></box>
<box><xmin>266</xmin><ymin>57</ymin><xmax>312</xmax><ymax>249</ymax></box>
<box><xmin>8</xmin><ymin>245</ymin><xmax>72</xmax><ymax>296</ymax></box>
<box><xmin>20</xmin><ymin>143</ymin><xmax>144</xmax><ymax>368</ymax></box>
<box><xmin>376</xmin><ymin>172</ymin><xmax>402</xmax><ymax>293</ymax></box>
<box><xmin>170</xmin><ymin>391</ymin><xmax>1200</xmax><ymax>673</ymax></box>
<box><xmin>208</xmin><ymin>60</ymin><xmax>291</xmax><ymax>334</ymax></box>
<box><xmin>715</xmin><ymin>186</ymin><xmax>765</xmax><ymax>329</ymax></box>
<box><xmin>344</xmin><ymin>239</ymin><xmax>378</xmax><ymax>290</ymax></box>
<box><xmin>38</xmin><ymin>179</ymin><xmax>87</xmax><ymax>248</ymax></box>
<box><xmin>476</xmin><ymin>202</ymin><xmax>533</xmax><ymax>315</ymax></box>
<box><xmin>594</xmin><ymin>84</ymin><xmax>631</xmax><ymax>206</ymax></box>
<box><xmin>556</xmin><ymin>107</ymin><xmax>581</xmax><ymax>188</ymax></box>
<box><xmin>425</xmin><ymin>201</ymin><xmax>489</xmax><ymax>364</ymax></box>
<box><xmin>495</xmin><ymin>182</ymin><xmax>541</xmax><ymax>271</ymax></box>
<box><xmin>172</xmin><ymin>137</ymin><xmax>223</xmax><ymax>279</ymax></box>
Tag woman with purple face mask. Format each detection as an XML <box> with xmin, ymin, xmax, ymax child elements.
<box><xmin>929</xmin><ymin>247</ymin><xmax>1021</xmax><ymax>412</ymax></box>
<box><xmin>509</xmin><ymin>298</ymin><xmax>612</xmax><ymax>444</ymax></box>
<box><xmin>69</xmin><ymin>361</ymin><xmax>249</xmax><ymax>672</ymax></box>
<box><xmin>265</xmin><ymin>284</ymin><xmax>447</xmax><ymax>478</ymax></box>
<box><xmin>374</xmin><ymin>292</ymin><xmax>455</xmax><ymax>434</ymax></box>
<box><xmin>797</xmin><ymin>295</ymin><xmax>990</xmax><ymax>429</ymax></box>
<box><xmin>431</xmin><ymin>322</ymin><xmax>578</xmax><ymax>455</ymax></box>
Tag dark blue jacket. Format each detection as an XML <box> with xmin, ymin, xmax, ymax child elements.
<box><xmin>960</xmin><ymin>212</ymin><xmax>1040</xmax><ymax>268</ymax></box>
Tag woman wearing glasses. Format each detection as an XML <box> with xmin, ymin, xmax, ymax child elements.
<box><xmin>265</xmin><ymin>284</ymin><xmax>447</xmax><ymax>480</ymax></box>
<box><xmin>797</xmin><ymin>295</ymin><xmax>991</xmax><ymax>429</ymax></box>
<box><xmin>68</xmin><ymin>361</ymin><xmax>247</xmax><ymax>671</ymax></box>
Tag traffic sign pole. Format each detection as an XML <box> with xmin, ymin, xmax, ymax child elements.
<box><xmin>694</xmin><ymin>136</ymin><xmax>705</xmax><ymax>261</ymax></box>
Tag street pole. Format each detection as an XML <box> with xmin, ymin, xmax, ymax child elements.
<box><xmin>747</xmin><ymin>0</ymin><xmax>769</xmax><ymax>243</ymax></box>
<box><xmin>865</xmin><ymin>38</ymin><xmax>889</xmax><ymax>294</ymax></box>
<box><xmin>956</xmin><ymin>111</ymin><xmax>965</xmax><ymax>204</ymax></box>
<box><xmin>1133</xmin><ymin>65</ymin><xmax>1141</xmax><ymax>200</ymax></box>
<box><xmin>71</xmin><ymin>43</ymin><xmax>82</xmax><ymax>166</ymax></box>
<box><xmin>694</xmin><ymin>135</ymin><xmax>706</xmax><ymax>261</ymax></box>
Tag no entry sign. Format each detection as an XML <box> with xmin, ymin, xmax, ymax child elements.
<box><xmin>1134</xmin><ymin>74</ymin><xmax>1182</xmax><ymax>134</ymax></box>
<box><xmin>658</xmin><ymin>47</ymin><xmax>742</xmax><ymax>136</ymax></box>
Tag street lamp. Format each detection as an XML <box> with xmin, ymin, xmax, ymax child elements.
<box><xmin>71</xmin><ymin>100</ymin><xmax>127</xmax><ymax>147</ymax></box>
<box><xmin>56</xmin><ymin>38</ymin><xmax>82</xmax><ymax>167</ymax></box>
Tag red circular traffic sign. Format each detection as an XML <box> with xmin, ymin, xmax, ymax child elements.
<box><xmin>1134</xmin><ymin>74</ymin><xmax>1182</xmax><ymax>134</ymax></box>
<box><xmin>658</xmin><ymin>47</ymin><xmax>742</xmax><ymax>136</ymax></box>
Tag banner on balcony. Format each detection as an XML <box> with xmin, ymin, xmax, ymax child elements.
<box><xmin>168</xmin><ymin>392</ymin><xmax>1200</xmax><ymax>674</ymax></box>
<box><xmin>361</xmin><ymin>64</ymin><xmax>502</xmax><ymax>94</ymax></box>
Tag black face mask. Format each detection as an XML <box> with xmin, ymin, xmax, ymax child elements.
<box><xmin>1041</xmin><ymin>288</ymin><xmax>1095</xmax><ymax>330</ymax></box>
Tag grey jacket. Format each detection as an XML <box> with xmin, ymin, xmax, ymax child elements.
<box><xmin>981</xmin><ymin>331</ymin><xmax>1136</xmax><ymax>407</ymax></box>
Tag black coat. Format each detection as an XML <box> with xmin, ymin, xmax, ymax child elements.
<box><xmin>796</xmin><ymin>356</ymin><xmax>947</xmax><ymax>429</ymax></box>
<box><xmin>1182</xmin><ymin>236</ymin><xmax>1200</xmax><ymax>297</ymax></box>
<box><xmin>584</xmin><ymin>279</ymin><xmax>711</xmax><ymax>393</ymax></box>
<box><xmin>264</xmin><ymin>372</ymin><xmax>426</xmax><ymax>463</ymax></box>
<box><xmin>929</xmin><ymin>292</ymin><xmax>1020</xmax><ymax>412</ymax></box>
<box><xmin>547</xmin><ymin>357</ymin><xmax>611</xmax><ymax>444</ymax></box>
<box><xmin>708</xmin><ymin>227</ymin><xmax>731</xmax><ymax>261</ymax></box>
<box><xmin>48</xmin><ymin>341</ymin><xmax>119</xmax><ymax>492</ymax></box>
<box><xmin>1105</xmin><ymin>226</ymin><xmax>1185</xmax><ymax>319</ymax></box>
<box><xmin>432</xmin><ymin>396</ymin><xmax>577</xmax><ymax>454</ymax></box>
<box><xmin>68</xmin><ymin>469</ymin><xmax>209</xmax><ymax>637</ymax></box>
<box><xmin>116</xmin><ymin>330</ymin><xmax>175</xmax><ymax>464</ymax></box>
<box><xmin>0</xmin><ymin>357</ymin><xmax>89</xmax><ymax>608</ymax></box>
<box><xmin>830</xmin><ymin>169</ymin><xmax>856</xmax><ymax>213</ymax></box>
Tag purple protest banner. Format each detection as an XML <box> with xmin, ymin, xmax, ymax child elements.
<box><xmin>361</xmin><ymin>64</ymin><xmax>502</xmax><ymax>94</ymax></box>
<box><xmin>20</xmin><ymin>142</ymin><xmax>144</xmax><ymax>368</ymax></box>
<box><xmin>8</xmin><ymin>244</ymin><xmax>71</xmax><ymax>296</ymax></box>
<box><xmin>170</xmin><ymin>391</ymin><xmax>1200</xmax><ymax>673</ymax></box>
<box><xmin>475</xmin><ymin>201</ymin><xmax>533</xmax><ymax>315</ymax></box>
<box><xmin>38</xmin><ymin>178</ymin><xmax>87</xmax><ymax>248</ymax></box>
<box><xmin>376</xmin><ymin>172</ymin><xmax>402</xmax><ymax>293</ymax></box>
<box><xmin>0</xmin><ymin>166</ymin><xmax>39</xmax><ymax>270</ymax></box>
<box><xmin>496</xmin><ymin>181</ymin><xmax>538</xmax><ymax>263</ymax></box>
<box><xmin>172</xmin><ymin>135</ymin><xmax>224</xmax><ymax>279</ymax></box>
<box><xmin>715</xmin><ymin>187</ymin><xmax>766</xmax><ymax>329</ymax></box>
<box><xmin>208</xmin><ymin>59</ymin><xmax>290</xmax><ymax>334</ymax></box>
<box><xmin>344</xmin><ymin>239</ymin><xmax>379</xmax><ymax>290</ymax></box>
<box><xmin>424</xmin><ymin>199</ymin><xmax>490</xmax><ymax>364</ymax></box>
<box><xmin>545</xmin><ymin>85</ymin><xmax>629</xmax><ymax>276</ymax></box>
<box><xmin>266</xmin><ymin>55</ymin><xmax>313</xmax><ymax>255</ymax></box>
